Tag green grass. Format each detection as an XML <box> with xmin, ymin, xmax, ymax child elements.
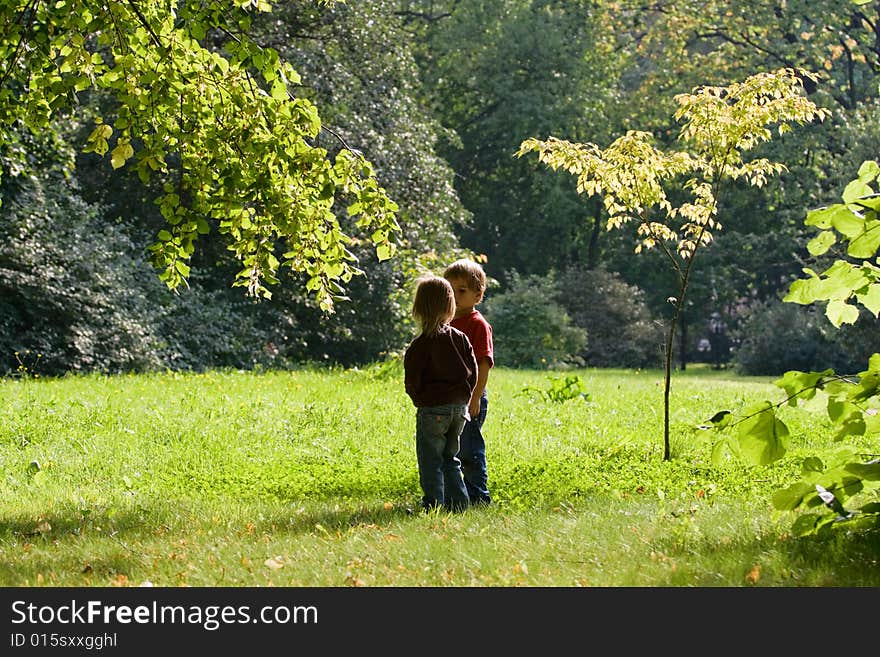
<box><xmin>1</xmin><ymin>365</ymin><xmax>878</xmax><ymax>586</ymax></box>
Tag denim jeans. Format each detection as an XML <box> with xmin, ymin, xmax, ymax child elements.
<box><xmin>415</xmin><ymin>404</ymin><xmax>470</xmax><ymax>511</ymax></box>
<box><xmin>459</xmin><ymin>392</ymin><xmax>490</xmax><ymax>505</ymax></box>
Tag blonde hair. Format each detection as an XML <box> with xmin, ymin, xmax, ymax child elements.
<box><xmin>443</xmin><ymin>258</ymin><xmax>487</xmax><ymax>294</ymax></box>
<box><xmin>412</xmin><ymin>275</ymin><xmax>455</xmax><ymax>336</ymax></box>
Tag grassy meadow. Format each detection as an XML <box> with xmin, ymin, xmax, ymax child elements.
<box><xmin>1</xmin><ymin>364</ymin><xmax>878</xmax><ymax>587</ymax></box>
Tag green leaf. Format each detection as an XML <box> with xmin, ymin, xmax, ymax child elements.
<box><xmin>773</xmin><ymin>369</ymin><xmax>832</xmax><ymax>406</ymax></box>
<box><xmin>847</xmin><ymin>220</ymin><xmax>880</xmax><ymax>259</ymax></box>
<box><xmin>806</xmin><ymin>230</ymin><xmax>836</xmax><ymax>256</ymax></box>
<box><xmin>376</xmin><ymin>243</ymin><xmax>395</xmax><ymax>261</ymax></box>
<box><xmin>832</xmin><ymin>416</ymin><xmax>866</xmax><ymax>440</ymax></box>
<box><xmin>705</xmin><ymin>409</ymin><xmax>732</xmax><ymax>429</ymax></box>
<box><xmin>856</xmin><ymin>283</ymin><xmax>880</xmax><ymax>316</ymax></box>
<box><xmin>110</xmin><ymin>142</ymin><xmax>134</xmax><ymax>169</ymax></box>
<box><xmin>856</xmin><ymin>159</ymin><xmax>880</xmax><ymax>182</ymax></box>
<box><xmin>830</xmin><ymin>206</ymin><xmax>866</xmax><ymax>239</ymax></box>
<box><xmin>736</xmin><ymin>401</ymin><xmax>788</xmax><ymax>465</ymax></box>
<box><xmin>771</xmin><ymin>481</ymin><xmax>814</xmax><ymax>511</ymax></box>
<box><xmin>805</xmin><ymin>204</ymin><xmax>851</xmax><ymax>230</ymax></box>
<box><xmin>710</xmin><ymin>436</ymin><xmax>740</xmax><ymax>465</ymax></box>
<box><xmin>801</xmin><ymin>456</ymin><xmax>825</xmax><ymax>474</ymax></box>
<box><xmin>843</xmin><ymin>178</ymin><xmax>874</xmax><ymax>204</ymax></box>
<box><xmin>270</xmin><ymin>78</ymin><xmax>287</xmax><ymax>101</ymax></box>
<box><xmin>789</xmin><ymin>513</ymin><xmax>822</xmax><ymax>536</ymax></box>
<box><xmin>825</xmin><ymin>299</ymin><xmax>860</xmax><ymax>327</ymax></box>
<box><xmin>845</xmin><ymin>461</ymin><xmax>880</xmax><ymax>481</ymax></box>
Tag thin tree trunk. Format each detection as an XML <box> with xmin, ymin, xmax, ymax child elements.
<box><xmin>678</xmin><ymin>316</ymin><xmax>687</xmax><ymax>372</ymax></box>
<box><xmin>586</xmin><ymin>200</ymin><xmax>602</xmax><ymax>270</ymax></box>
<box><xmin>662</xmin><ymin>305</ymin><xmax>680</xmax><ymax>461</ymax></box>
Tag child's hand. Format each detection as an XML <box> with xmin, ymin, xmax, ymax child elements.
<box><xmin>468</xmin><ymin>399</ymin><xmax>480</xmax><ymax>421</ymax></box>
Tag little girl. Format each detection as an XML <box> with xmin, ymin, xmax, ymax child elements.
<box><xmin>403</xmin><ymin>275</ymin><xmax>478</xmax><ymax>511</ymax></box>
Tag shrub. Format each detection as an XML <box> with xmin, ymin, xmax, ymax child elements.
<box><xmin>483</xmin><ymin>271</ymin><xmax>587</xmax><ymax>369</ymax></box>
<box><xmin>557</xmin><ymin>266</ymin><xmax>664</xmax><ymax>368</ymax></box>
<box><xmin>733</xmin><ymin>298</ymin><xmax>880</xmax><ymax>376</ymax></box>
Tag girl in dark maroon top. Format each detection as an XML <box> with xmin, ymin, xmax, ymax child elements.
<box><xmin>404</xmin><ymin>275</ymin><xmax>477</xmax><ymax>511</ymax></box>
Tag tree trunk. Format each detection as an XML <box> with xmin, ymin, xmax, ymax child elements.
<box><xmin>678</xmin><ymin>315</ymin><xmax>687</xmax><ymax>371</ymax></box>
<box><xmin>586</xmin><ymin>199</ymin><xmax>602</xmax><ymax>270</ymax></box>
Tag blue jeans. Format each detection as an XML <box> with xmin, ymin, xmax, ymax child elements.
<box><xmin>415</xmin><ymin>404</ymin><xmax>470</xmax><ymax>511</ymax></box>
<box><xmin>459</xmin><ymin>392</ymin><xmax>490</xmax><ymax>505</ymax></box>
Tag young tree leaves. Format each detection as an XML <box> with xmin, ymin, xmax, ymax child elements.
<box><xmin>711</xmin><ymin>159</ymin><xmax>880</xmax><ymax>534</ymax></box>
<box><xmin>785</xmin><ymin>160</ymin><xmax>880</xmax><ymax>325</ymax></box>
<box><xmin>518</xmin><ymin>68</ymin><xmax>828</xmax><ymax>460</ymax></box>
<box><xmin>735</xmin><ymin>401</ymin><xmax>789</xmax><ymax>466</ymax></box>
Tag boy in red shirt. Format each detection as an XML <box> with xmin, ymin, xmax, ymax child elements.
<box><xmin>443</xmin><ymin>259</ymin><xmax>494</xmax><ymax>506</ymax></box>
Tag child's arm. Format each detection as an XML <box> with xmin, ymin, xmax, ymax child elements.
<box><xmin>468</xmin><ymin>357</ymin><xmax>491</xmax><ymax>420</ymax></box>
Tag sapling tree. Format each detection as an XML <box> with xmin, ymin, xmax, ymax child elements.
<box><xmin>517</xmin><ymin>68</ymin><xmax>829</xmax><ymax>460</ymax></box>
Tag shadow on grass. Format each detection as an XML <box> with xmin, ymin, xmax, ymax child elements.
<box><xmin>2</xmin><ymin>500</ymin><xmax>877</xmax><ymax>586</ymax></box>
<box><xmin>649</xmin><ymin>522</ymin><xmax>880</xmax><ymax>586</ymax></box>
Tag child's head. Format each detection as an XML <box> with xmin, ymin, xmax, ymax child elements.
<box><xmin>412</xmin><ymin>275</ymin><xmax>455</xmax><ymax>336</ymax></box>
<box><xmin>443</xmin><ymin>259</ymin><xmax>487</xmax><ymax>295</ymax></box>
<box><xmin>443</xmin><ymin>259</ymin><xmax>486</xmax><ymax>314</ymax></box>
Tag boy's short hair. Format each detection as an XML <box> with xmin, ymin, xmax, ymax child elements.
<box><xmin>443</xmin><ymin>259</ymin><xmax>487</xmax><ymax>294</ymax></box>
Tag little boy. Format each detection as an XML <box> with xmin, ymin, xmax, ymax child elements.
<box><xmin>443</xmin><ymin>259</ymin><xmax>494</xmax><ymax>506</ymax></box>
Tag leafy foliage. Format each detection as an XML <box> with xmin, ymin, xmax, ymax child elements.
<box><xmin>0</xmin><ymin>123</ymin><xmax>306</xmax><ymax>375</ymax></box>
<box><xmin>615</xmin><ymin>0</ymin><xmax>880</xmax><ymax>116</ymax></box>
<box><xmin>517</xmin><ymin>374</ymin><xmax>590</xmax><ymax>404</ymax></box>
<box><xmin>407</xmin><ymin>0</ymin><xmax>625</xmax><ymax>281</ymax></box>
<box><xmin>785</xmin><ymin>160</ymin><xmax>880</xmax><ymax>326</ymax></box>
<box><xmin>556</xmin><ymin>265</ymin><xmax>664</xmax><ymax>368</ymax></box>
<box><xmin>707</xmin><ymin>162</ymin><xmax>880</xmax><ymax>535</ymax></box>
<box><xmin>0</xmin><ymin>127</ymin><xmax>162</xmax><ymax>375</ymax></box>
<box><xmin>733</xmin><ymin>298</ymin><xmax>880</xmax><ymax>376</ymax></box>
<box><xmin>0</xmin><ymin>0</ymin><xmax>399</xmax><ymax>311</ymax></box>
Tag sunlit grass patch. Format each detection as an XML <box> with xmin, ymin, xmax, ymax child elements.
<box><xmin>1</xmin><ymin>367</ymin><xmax>877</xmax><ymax>586</ymax></box>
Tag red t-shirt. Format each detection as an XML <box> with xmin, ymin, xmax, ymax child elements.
<box><xmin>451</xmin><ymin>310</ymin><xmax>494</xmax><ymax>368</ymax></box>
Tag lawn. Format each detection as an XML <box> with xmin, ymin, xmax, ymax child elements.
<box><xmin>1</xmin><ymin>365</ymin><xmax>878</xmax><ymax>586</ymax></box>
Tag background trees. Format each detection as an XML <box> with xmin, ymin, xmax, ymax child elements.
<box><xmin>3</xmin><ymin>0</ymin><xmax>880</xmax><ymax>375</ymax></box>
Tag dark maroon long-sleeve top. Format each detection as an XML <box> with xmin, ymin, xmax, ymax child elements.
<box><xmin>404</xmin><ymin>325</ymin><xmax>477</xmax><ymax>408</ymax></box>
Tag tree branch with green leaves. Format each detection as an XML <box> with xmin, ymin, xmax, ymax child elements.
<box><xmin>0</xmin><ymin>0</ymin><xmax>399</xmax><ymax>312</ymax></box>
<box><xmin>704</xmin><ymin>160</ymin><xmax>880</xmax><ymax>536</ymax></box>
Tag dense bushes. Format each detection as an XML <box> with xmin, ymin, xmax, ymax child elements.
<box><xmin>483</xmin><ymin>271</ymin><xmax>587</xmax><ymax>369</ymax></box>
<box><xmin>482</xmin><ymin>267</ymin><xmax>665</xmax><ymax>370</ymax></box>
<box><xmin>733</xmin><ymin>299</ymin><xmax>880</xmax><ymax>375</ymax></box>
<box><xmin>557</xmin><ymin>266</ymin><xmax>664</xmax><ymax>369</ymax></box>
<box><xmin>0</xmin><ymin>132</ymin><xmax>163</xmax><ymax>376</ymax></box>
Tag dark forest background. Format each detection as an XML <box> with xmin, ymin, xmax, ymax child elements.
<box><xmin>4</xmin><ymin>0</ymin><xmax>880</xmax><ymax>377</ymax></box>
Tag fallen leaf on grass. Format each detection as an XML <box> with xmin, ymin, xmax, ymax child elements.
<box><xmin>746</xmin><ymin>565</ymin><xmax>761</xmax><ymax>584</ymax></box>
<box><xmin>264</xmin><ymin>556</ymin><xmax>285</xmax><ymax>570</ymax></box>
<box><xmin>110</xmin><ymin>574</ymin><xmax>129</xmax><ymax>587</ymax></box>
